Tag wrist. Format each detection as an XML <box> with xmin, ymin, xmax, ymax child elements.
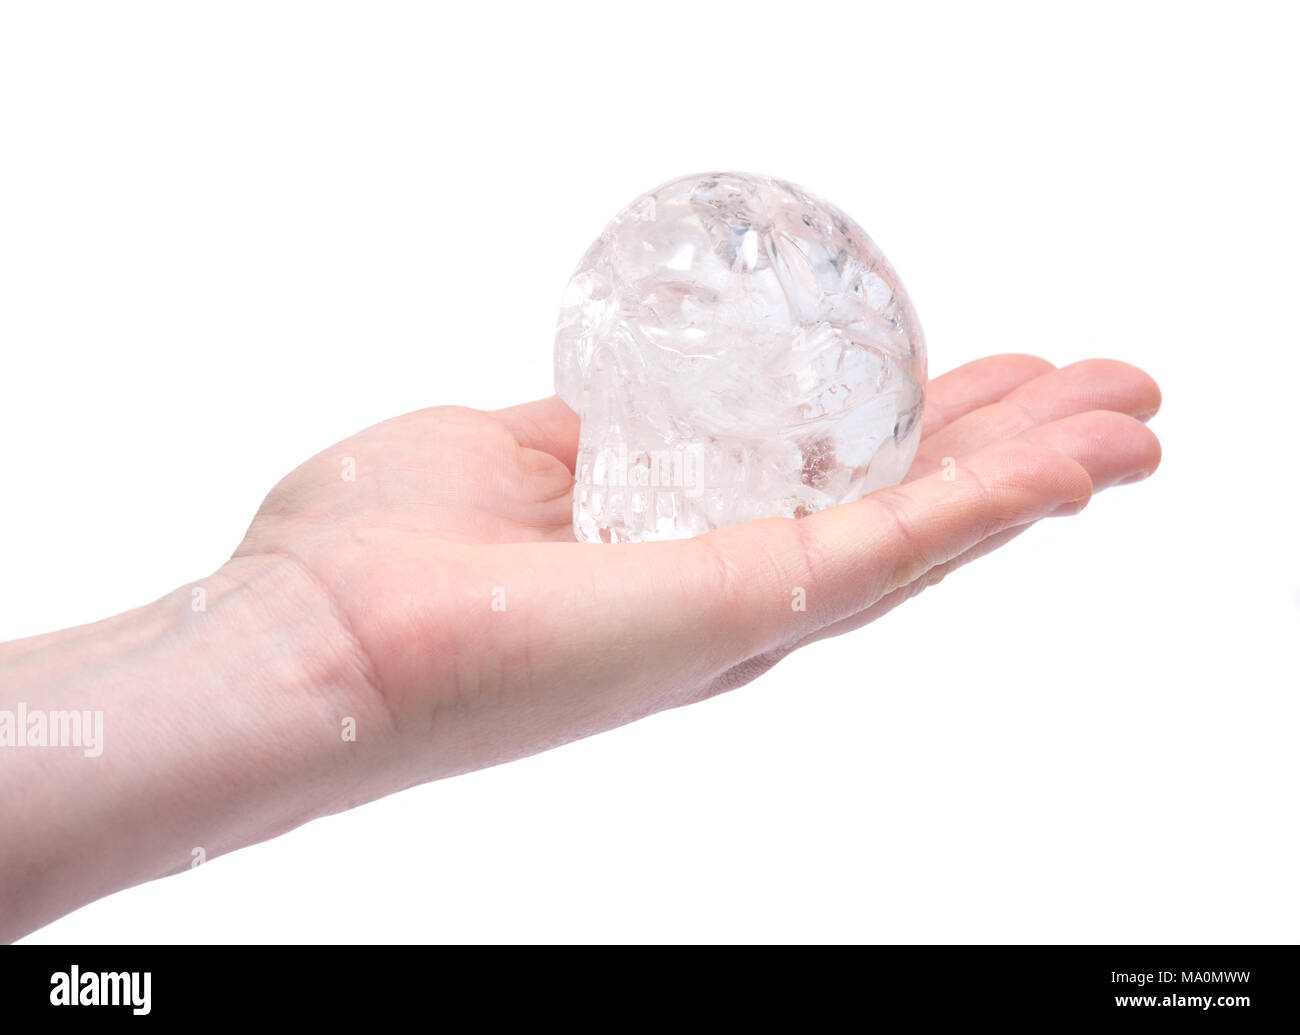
<box><xmin>0</xmin><ymin>552</ymin><xmax>389</xmax><ymax>940</ymax></box>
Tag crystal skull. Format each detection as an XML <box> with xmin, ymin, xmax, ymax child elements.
<box><xmin>555</xmin><ymin>171</ymin><xmax>926</xmax><ymax>544</ymax></box>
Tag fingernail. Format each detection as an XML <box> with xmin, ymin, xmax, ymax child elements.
<box><xmin>1116</xmin><ymin>468</ymin><xmax>1155</xmax><ymax>486</ymax></box>
<box><xmin>1048</xmin><ymin>497</ymin><xmax>1089</xmax><ymax>517</ymax></box>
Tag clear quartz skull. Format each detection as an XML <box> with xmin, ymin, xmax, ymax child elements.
<box><xmin>555</xmin><ymin>171</ymin><xmax>927</xmax><ymax>543</ymax></box>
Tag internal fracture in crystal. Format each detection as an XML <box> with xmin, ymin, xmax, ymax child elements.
<box><xmin>554</xmin><ymin>171</ymin><xmax>927</xmax><ymax>543</ymax></box>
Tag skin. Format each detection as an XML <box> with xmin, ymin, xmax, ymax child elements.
<box><xmin>0</xmin><ymin>353</ymin><xmax>1161</xmax><ymax>941</ymax></box>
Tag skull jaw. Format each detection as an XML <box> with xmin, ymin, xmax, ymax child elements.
<box><xmin>568</xmin><ymin>401</ymin><xmax>923</xmax><ymax>544</ymax></box>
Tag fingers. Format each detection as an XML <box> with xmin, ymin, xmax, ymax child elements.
<box><xmin>621</xmin><ymin>406</ymin><xmax>1159</xmax><ymax>683</ymax></box>
<box><xmin>921</xmin><ymin>353</ymin><xmax>1056</xmax><ymax>438</ymax></box>
<box><xmin>910</xmin><ymin>359</ymin><xmax>1161</xmax><ymax>480</ymax></box>
<box><xmin>703</xmin><ymin>524</ymin><xmax>1033</xmax><ymax>696</ymax></box>
<box><xmin>793</xmin><ymin>524</ymin><xmax>1032</xmax><ymax>650</ymax></box>
<box><xmin>778</xmin><ymin>411</ymin><xmax>1160</xmax><ymax>655</ymax></box>
<box><xmin>491</xmin><ymin>395</ymin><xmax>581</xmax><ymax>472</ymax></box>
<box><xmin>631</xmin><ymin>441</ymin><xmax>1081</xmax><ymax>671</ymax></box>
<box><xmin>493</xmin><ymin>358</ymin><xmax>1160</xmax><ymax>487</ymax></box>
<box><xmin>704</xmin><ymin>441</ymin><xmax>1091</xmax><ymax>648</ymax></box>
<box><xmin>492</xmin><ymin>354</ymin><xmax>1062</xmax><ymax>474</ymax></box>
<box><xmin>1015</xmin><ymin>410</ymin><xmax>1161</xmax><ymax>494</ymax></box>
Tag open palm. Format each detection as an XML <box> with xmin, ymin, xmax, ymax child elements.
<box><xmin>232</xmin><ymin>353</ymin><xmax>1160</xmax><ymax>788</ymax></box>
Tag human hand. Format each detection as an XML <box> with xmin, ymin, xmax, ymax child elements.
<box><xmin>231</xmin><ymin>352</ymin><xmax>1161</xmax><ymax>787</ymax></box>
<box><xmin>0</xmin><ymin>352</ymin><xmax>1159</xmax><ymax>939</ymax></box>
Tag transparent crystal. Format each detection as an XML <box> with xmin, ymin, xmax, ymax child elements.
<box><xmin>555</xmin><ymin>171</ymin><xmax>927</xmax><ymax>543</ymax></box>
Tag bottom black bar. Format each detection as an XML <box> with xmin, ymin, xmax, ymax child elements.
<box><xmin>1</xmin><ymin>945</ymin><xmax>1294</xmax><ymax>1023</ymax></box>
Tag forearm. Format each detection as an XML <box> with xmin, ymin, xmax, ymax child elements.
<box><xmin>0</xmin><ymin>555</ymin><xmax>389</xmax><ymax>941</ymax></box>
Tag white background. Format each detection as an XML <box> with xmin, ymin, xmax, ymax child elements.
<box><xmin>4</xmin><ymin>2</ymin><xmax>1297</xmax><ymax>943</ymax></box>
